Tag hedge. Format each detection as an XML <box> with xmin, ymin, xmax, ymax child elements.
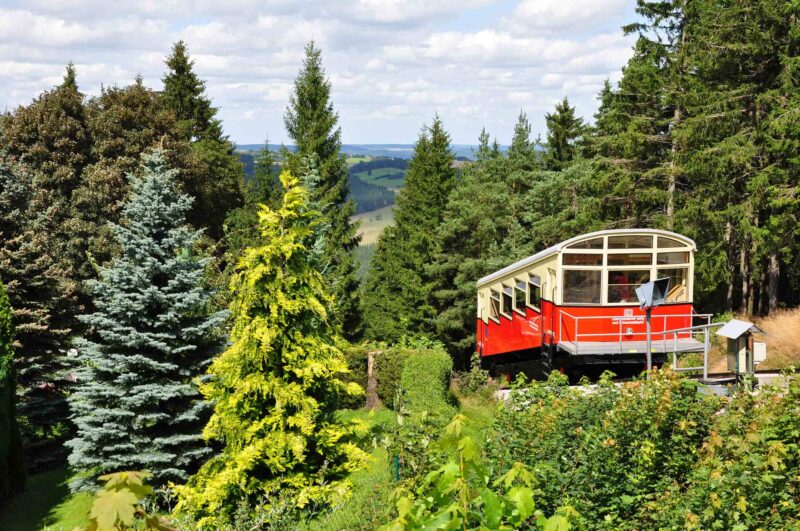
<box><xmin>398</xmin><ymin>348</ymin><xmax>455</xmax><ymax>417</ymax></box>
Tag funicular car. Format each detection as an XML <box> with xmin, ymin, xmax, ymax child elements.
<box><xmin>475</xmin><ymin>229</ymin><xmax>711</xmax><ymax>378</ymax></box>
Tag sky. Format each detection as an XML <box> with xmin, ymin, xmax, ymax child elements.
<box><xmin>0</xmin><ymin>0</ymin><xmax>640</xmax><ymax>145</ymax></box>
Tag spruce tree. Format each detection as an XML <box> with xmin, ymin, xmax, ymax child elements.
<box><xmin>0</xmin><ymin>280</ymin><xmax>25</xmax><ymax>498</ymax></box>
<box><xmin>174</xmin><ymin>171</ymin><xmax>366</xmax><ymax>527</ymax></box>
<box><xmin>544</xmin><ymin>97</ymin><xmax>585</xmax><ymax>171</ymax></box>
<box><xmin>284</xmin><ymin>42</ymin><xmax>361</xmax><ymax>339</ymax></box>
<box><xmin>363</xmin><ymin>117</ymin><xmax>455</xmax><ymax>342</ymax></box>
<box><xmin>161</xmin><ymin>41</ymin><xmax>244</xmax><ymax>240</ymax></box>
<box><xmin>0</xmin><ymin>156</ymin><xmax>78</xmax><ymax>469</ymax></box>
<box><xmin>66</xmin><ymin>151</ymin><xmax>226</xmax><ymax>491</ymax></box>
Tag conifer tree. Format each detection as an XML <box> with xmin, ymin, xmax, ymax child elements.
<box><xmin>544</xmin><ymin>97</ymin><xmax>585</xmax><ymax>171</ymax></box>
<box><xmin>0</xmin><ymin>156</ymin><xmax>78</xmax><ymax>469</ymax></box>
<box><xmin>0</xmin><ymin>280</ymin><xmax>25</xmax><ymax>498</ymax></box>
<box><xmin>66</xmin><ymin>151</ymin><xmax>226</xmax><ymax>491</ymax></box>
<box><xmin>174</xmin><ymin>171</ymin><xmax>366</xmax><ymax>527</ymax></box>
<box><xmin>161</xmin><ymin>41</ymin><xmax>244</xmax><ymax>240</ymax></box>
<box><xmin>363</xmin><ymin>117</ymin><xmax>455</xmax><ymax>341</ymax></box>
<box><xmin>284</xmin><ymin>42</ymin><xmax>361</xmax><ymax>339</ymax></box>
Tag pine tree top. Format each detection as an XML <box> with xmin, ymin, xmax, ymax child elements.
<box><xmin>161</xmin><ymin>40</ymin><xmax>219</xmax><ymax>141</ymax></box>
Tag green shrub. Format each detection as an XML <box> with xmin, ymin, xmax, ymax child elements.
<box><xmin>398</xmin><ymin>349</ymin><xmax>455</xmax><ymax>416</ymax></box>
<box><xmin>484</xmin><ymin>369</ymin><xmax>721</xmax><ymax>528</ymax></box>
<box><xmin>649</xmin><ymin>373</ymin><xmax>800</xmax><ymax>529</ymax></box>
<box><xmin>373</xmin><ymin>348</ymin><xmax>410</xmax><ymax>409</ymax></box>
<box><xmin>340</xmin><ymin>343</ymin><xmax>370</xmax><ymax>409</ymax></box>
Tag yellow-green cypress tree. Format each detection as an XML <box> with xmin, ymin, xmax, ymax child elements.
<box><xmin>175</xmin><ymin>171</ymin><xmax>366</xmax><ymax>528</ymax></box>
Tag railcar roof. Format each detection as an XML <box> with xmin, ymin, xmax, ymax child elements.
<box><xmin>476</xmin><ymin>228</ymin><xmax>696</xmax><ymax>287</ymax></box>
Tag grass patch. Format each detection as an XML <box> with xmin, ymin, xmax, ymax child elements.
<box><xmin>0</xmin><ymin>466</ymin><xmax>91</xmax><ymax>531</ymax></box>
<box><xmin>352</xmin><ymin>206</ymin><xmax>394</xmax><ymax>246</ymax></box>
<box><xmin>346</xmin><ymin>156</ymin><xmax>371</xmax><ymax>166</ymax></box>
<box><xmin>352</xmin><ymin>168</ymin><xmax>406</xmax><ymax>188</ymax></box>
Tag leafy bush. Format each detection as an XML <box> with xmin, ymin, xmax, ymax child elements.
<box><xmin>485</xmin><ymin>369</ymin><xmax>721</xmax><ymax>527</ymax></box>
<box><xmin>82</xmin><ymin>471</ymin><xmax>175</xmax><ymax>531</ymax></box>
<box><xmin>649</xmin><ymin>372</ymin><xmax>800</xmax><ymax>529</ymax></box>
<box><xmin>374</xmin><ymin>348</ymin><xmax>410</xmax><ymax>409</ymax></box>
<box><xmin>383</xmin><ymin>415</ymin><xmax>576</xmax><ymax>530</ymax></box>
<box><xmin>340</xmin><ymin>343</ymin><xmax>370</xmax><ymax>409</ymax></box>
<box><xmin>452</xmin><ymin>352</ymin><xmax>493</xmax><ymax>398</ymax></box>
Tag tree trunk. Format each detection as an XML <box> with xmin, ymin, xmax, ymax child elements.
<box><xmin>768</xmin><ymin>253</ymin><xmax>780</xmax><ymax>314</ymax></box>
<box><xmin>739</xmin><ymin>244</ymin><xmax>749</xmax><ymax>315</ymax></box>
<box><xmin>667</xmin><ymin>105</ymin><xmax>681</xmax><ymax>230</ymax></box>
<box><xmin>365</xmin><ymin>350</ymin><xmax>381</xmax><ymax>410</ymax></box>
<box><xmin>725</xmin><ymin>222</ymin><xmax>735</xmax><ymax>311</ymax></box>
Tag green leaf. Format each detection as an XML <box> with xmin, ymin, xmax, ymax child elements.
<box><xmin>89</xmin><ymin>488</ymin><xmax>138</xmax><ymax>531</ymax></box>
<box><xmin>480</xmin><ymin>488</ymin><xmax>503</xmax><ymax>528</ymax></box>
<box><xmin>543</xmin><ymin>515</ymin><xmax>570</xmax><ymax>531</ymax></box>
<box><xmin>506</xmin><ymin>486</ymin><xmax>535</xmax><ymax>521</ymax></box>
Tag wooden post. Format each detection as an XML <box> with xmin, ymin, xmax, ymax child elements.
<box><xmin>365</xmin><ymin>350</ymin><xmax>381</xmax><ymax>410</ymax></box>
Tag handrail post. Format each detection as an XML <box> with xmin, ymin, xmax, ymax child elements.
<box><xmin>618</xmin><ymin>318</ymin><xmax>622</xmax><ymax>355</ymax></box>
<box><xmin>574</xmin><ymin>317</ymin><xmax>579</xmax><ymax>356</ymax></box>
<box><xmin>703</xmin><ymin>325</ymin><xmax>710</xmax><ymax>380</ymax></box>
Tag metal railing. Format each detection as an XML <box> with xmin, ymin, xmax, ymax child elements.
<box><xmin>558</xmin><ymin>310</ymin><xmax>714</xmax><ymax>374</ymax></box>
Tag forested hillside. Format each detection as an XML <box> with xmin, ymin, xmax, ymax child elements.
<box><xmin>0</xmin><ymin>0</ymin><xmax>799</xmax><ymax>529</ymax></box>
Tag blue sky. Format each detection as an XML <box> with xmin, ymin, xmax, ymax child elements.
<box><xmin>0</xmin><ymin>0</ymin><xmax>639</xmax><ymax>144</ymax></box>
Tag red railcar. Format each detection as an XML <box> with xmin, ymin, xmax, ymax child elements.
<box><xmin>475</xmin><ymin>229</ymin><xmax>710</xmax><ymax>376</ymax></box>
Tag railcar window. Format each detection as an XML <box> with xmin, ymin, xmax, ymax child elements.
<box><xmin>563</xmin><ymin>253</ymin><xmax>603</xmax><ymax>266</ymax></box>
<box><xmin>502</xmin><ymin>286</ymin><xmax>513</xmax><ymax>316</ymax></box>
<box><xmin>657</xmin><ymin>251</ymin><xmax>689</xmax><ymax>265</ymax></box>
<box><xmin>514</xmin><ymin>280</ymin><xmax>526</xmax><ymax>313</ymax></box>
<box><xmin>608</xmin><ymin>235</ymin><xmax>653</xmax><ymax>249</ymax></box>
<box><xmin>563</xmin><ymin>270</ymin><xmax>601</xmax><ymax>304</ymax></box>
<box><xmin>658</xmin><ymin>268</ymin><xmax>689</xmax><ymax>302</ymax></box>
<box><xmin>657</xmin><ymin>236</ymin><xmax>685</xmax><ymax>248</ymax></box>
<box><xmin>567</xmin><ymin>237</ymin><xmax>603</xmax><ymax>249</ymax></box>
<box><xmin>528</xmin><ymin>275</ymin><xmax>542</xmax><ymax>308</ymax></box>
<box><xmin>490</xmin><ymin>290</ymin><xmax>500</xmax><ymax>320</ymax></box>
<box><xmin>607</xmin><ymin>270</ymin><xmax>650</xmax><ymax>303</ymax></box>
<box><xmin>607</xmin><ymin>253</ymin><xmax>652</xmax><ymax>266</ymax></box>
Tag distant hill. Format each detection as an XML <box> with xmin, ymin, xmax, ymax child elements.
<box><xmin>235</xmin><ymin>143</ymin><xmax>500</xmax><ymax>160</ymax></box>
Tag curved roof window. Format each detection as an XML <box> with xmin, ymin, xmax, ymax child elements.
<box><xmin>566</xmin><ymin>237</ymin><xmax>603</xmax><ymax>249</ymax></box>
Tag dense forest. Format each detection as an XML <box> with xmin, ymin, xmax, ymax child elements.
<box><xmin>0</xmin><ymin>0</ymin><xmax>799</xmax><ymax>529</ymax></box>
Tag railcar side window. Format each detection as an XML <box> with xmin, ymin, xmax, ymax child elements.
<box><xmin>489</xmin><ymin>290</ymin><xmax>500</xmax><ymax>320</ymax></box>
<box><xmin>657</xmin><ymin>236</ymin><xmax>685</xmax><ymax>248</ymax></box>
<box><xmin>502</xmin><ymin>286</ymin><xmax>513</xmax><ymax>316</ymax></box>
<box><xmin>514</xmin><ymin>280</ymin><xmax>526</xmax><ymax>314</ymax></box>
<box><xmin>657</xmin><ymin>252</ymin><xmax>689</xmax><ymax>265</ymax></box>
<box><xmin>528</xmin><ymin>275</ymin><xmax>542</xmax><ymax>308</ymax></box>
<box><xmin>658</xmin><ymin>268</ymin><xmax>689</xmax><ymax>302</ymax></box>
<box><xmin>562</xmin><ymin>270</ymin><xmax>601</xmax><ymax>304</ymax></box>
<box><xmin>608</xmin><ymin>235</ymin><xmax>653</xmax><ymax>249</ymax></box>
<box><xmin>563</xmin><ymin>253</ymin><xmax>603</xmax><ymax>266</ymax></box>
<box><xmin>607</xmin><ymin>253</ymin><xmax>652</xmax><ymax>266</ymax></box>
<box><xmin>607</xmin><ymin>270</ymin><xmax>650</xmax><ymax>303</ymax></box>
<box><xmin>567</xmin><ymin>237</ymin><xmax>603</xmax><ymax>249</ymax></box>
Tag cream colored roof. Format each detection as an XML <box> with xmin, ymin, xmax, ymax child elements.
<box><xmin>476</xmin><ymin>228</ymin><xmax>696</xmax><ymax>287</ymax></box>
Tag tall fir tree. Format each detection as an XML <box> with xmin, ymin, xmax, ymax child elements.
<box><xmin>161</xmin><ymin>41</ymin><xmax>244</xmax><ymax>240</ymax></box>
<box><xmin>0</xmin><ymin>156</ymin><xmax>78</xmax><ymax>470</ymax></box>
<box><xmin>284</xmin><ymin>42</ymin><xmax>361</xmax><ymax>339</ymax></box>
<box><xmin>66</xmin><ymin>151</ymin><xmax>226</xmax><ymax>491</ymax></box>
<box><xmin>363</xmin><ymin>117</ymin><xmax>455</xmax><ymax>342</ymax></box>
<box><xmin>544</xmin><ymin>97</ymin><xmax>585</xmax><ymax>171</ymax></box>
<box><xmin>674</xmin><ymin>0</ymin><xmax>800</xmax><ymax>313</ymax></box>
<box><xmin>0</xmin><ymin>279</ymin><xmax>25</xmax><ymax>498</ymax></box>
<box><xmin>174</xmin><ymin>171</ymin><xmax>366</xmax><ymax>527</ymax></box>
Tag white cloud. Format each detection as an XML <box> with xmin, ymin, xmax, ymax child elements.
<box><xmin>0</xmin><ymin>0</ymin><xmax>639</xmax><ymax>143</ymax></box>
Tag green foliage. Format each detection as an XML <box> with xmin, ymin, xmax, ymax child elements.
<box><xmin>399</xmin><ymin>348</ymin><xmax>454</xmax><ymax>416</ymax></box>
<box><xmin>82</xmin><ymin>471</ymin><xmax>175</xmax><ymax>531</ymax></box>
<box><xmin>174</xmin><ymin>171</ymin><xmax>368</xmax><ymax>528</ymax></box>
<box><xmin>66</xmin><ymin>151</ymin><xmax>226</xmax><ymax>491</ymax></box>
<box><xmin>0</xmin><ymin>280</ymin><xmax>25</xmax><ymax>498</ymax></box>
<box><xmin>452</xmin><ymin>353</ymin><xmax>492</xmax><ymax>398</ymax></box>
<box><xmin>340</xmin><ymin>343</ymin><xmax>370</xmax><ymax>410</ymax></box>
<box><xmin>374</xmin><ymin>348</ymin><xmax>411</xmax><ymax>409</ymax></box>
<box><xmin>363</xmin><ymin>117</ymin><xmax>456</xmax><ymax>343</ymax></box>
<box><xmin>484</xmin><ymin>369</ymin><xmax>721</xmax><ymax>527</ymax></box>
<box><xmin>384</xmin><ymin>415</ymin><xmax>576</xmax><ymax>530</ymax></box>
<box><xmin>650</xmin><ymin>373</ymin><xmax>800</xmax><ymax>529</ymax></box>
<box><xmin>544</xmin><ymin>97</ymin><xmax>585</xmax><ymax>171</ymax></box>
<box><xmin>284</xmin><ymin>41</ymin><xmax>361</xmax><ymax>340</ymax></box>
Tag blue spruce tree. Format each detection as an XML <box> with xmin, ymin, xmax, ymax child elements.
<box><xmin>66</xmin><ymin>150</ymin><xmax>226</xmax><ymax>491</ymax></box>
